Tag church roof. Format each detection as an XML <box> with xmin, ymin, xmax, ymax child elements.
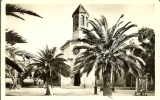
<box><xmin>60</xmin><ymin>39</ymin><xmax>77</xmax><ymax>50</ymax></box>
<box><xmin>72</xmin><ymin>4</ymin><xmax>89</xmax><ymax>17</ymax></box>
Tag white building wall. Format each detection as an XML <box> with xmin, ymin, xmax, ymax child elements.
<box><xmin>61</xmin><ymin>5</ymin><xmax>101</xmax><ymax>88</ymax></box>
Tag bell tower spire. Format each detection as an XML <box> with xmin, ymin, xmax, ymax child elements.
<box><xmin>72</xmin><ymin>4</ymin><xmax>89</xmax><ymax>39</ymax></box>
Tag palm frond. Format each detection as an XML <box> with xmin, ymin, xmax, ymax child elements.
<box><xmin>109</xmin><ymin>14</ymin><xmax>124</xmax><ymax>38</ymax></box>
<box><xmin>94</xmin><ymin>18</ymin><xmax>103</xmax><ymax>31</ymax></box>
<box><xmin>6</xmin><ymin>4</ymin><xmax>43</xmax><ymax>20</ymax></box>
<box><xmin>100</xmin><ymin>15</ymin><xmax>109</xmax><ymax>32</ymax></box>
<box><xmin>113</xmin><ymin>21</ymin><xmax>132</xmax><ymax>38</ymax></box>
<box><xmin>5</xmin><ymin>57</ymin><xmax>24</xmax><ymax>73</ymax></box>
<box><xmin>55</xmin><ymin>53</ymin><xmax>63</xmax><ymax>58</ymax></box>
<box><xmin>111</xmin><ymin>33</ymin><xmax>138</xmax><ymax>52</ymax></box>
<box><xmin>88</xmin><ymin>20</ymin><xmax>105</xmax><ymax>40</ymax></box>
<box><xmin>116</xmin><ymin>23</ymin><xmax>137</xmax><ymax>39</ymax></box>
<box><xmin>34</xmin><ymin>45</ymin><xmax>71</xmax><ymax>78</ymax></box>
<box><xmin>6</xmin><ymin>29</ymin><xmax>27</xmax><ymax>45</ymax></box>
<box><xmin>86</xmin><ymin>61</ymin><xmax>94</xmax><ymax>76</ymax></box>
<box><xmin>7</xmin><ymin>12</ymin><xmax>25</xmax><ymax>20</ymax></box>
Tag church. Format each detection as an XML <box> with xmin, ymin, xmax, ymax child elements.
<box><xmin>60</xmin><ymin>4</ymin><xmax>137</xmax><ymax>88</ymax></box>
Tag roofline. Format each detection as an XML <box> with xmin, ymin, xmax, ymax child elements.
<box><xmin>60</xmin><ymin>39</ymin><xmax>77</xmax><ymax>50</ymax></box>
<box><xmin>72</xmin><ymin>4</ymin><xmax>89</xmax><ymax>17</ymax></box>
<box><xmin>72</xmin><ymin>13</ymin><xmax>90</xmax><ymax>17</ymax></box>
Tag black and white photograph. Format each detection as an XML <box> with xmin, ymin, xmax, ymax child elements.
<box><xmin>1</xmin><ymin>0</ymin><xmax>159</xmax><ymax>99</ymax></box>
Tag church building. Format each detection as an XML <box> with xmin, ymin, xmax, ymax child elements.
<box><xmin>60</xmin><ymin>4</ymin><xmax>137</xmax><ymax>88</ymax></box>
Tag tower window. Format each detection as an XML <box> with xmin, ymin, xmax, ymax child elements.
<box><xmin>86</xmin><ymin>17</ymin><xmax>88</xmax><ymax>27</ymax></box>
<box><xmin>76</xmin><ymin>23</ymin><xmax>78</xmax><ymax>26</ymax></box>
<box><xmin>81</xmin><ymin>15</ymin><xmax>84</xmax><ymax>26</ymax></box>
<box><xmin>74</xmin><ymin>16</ymin><xmax>78</xmax><ymax>30</ymax></box>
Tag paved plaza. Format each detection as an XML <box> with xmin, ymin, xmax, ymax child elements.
<box><xmin>5</xmin><ymin>87</ymin><xmax>155</xmax><ymax>96</ymax></box>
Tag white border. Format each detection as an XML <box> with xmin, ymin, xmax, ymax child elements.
<box><xmin>1</xmin><ymin>0</ymin><xmax>160</xmax><ymax>100</ymax></box>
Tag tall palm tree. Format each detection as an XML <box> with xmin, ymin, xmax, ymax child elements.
<box><xmin>72</xmin><ymin>15</ymin><xmax>146</xmax><ymax>96</ymax></box>
<box><xmin>33</xmin><ymin>45</ymin><xmax>71</xmax><ymax>95</ymax></box>
<box><xmin>5</xmin><ymin>4</ymin><xmax>42</xmax><ymax>72</ymax></box>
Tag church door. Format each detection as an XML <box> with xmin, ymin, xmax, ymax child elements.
<box><xmin>74</xmin><ymin>73</ymin><xmax>80</xmax><ymax>86</ymax></box>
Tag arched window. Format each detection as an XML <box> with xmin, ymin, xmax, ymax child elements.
<box><xmin>86</xmin><ymin>17</ymin><xmax>88</xmax><ymax>27</ymax></box>
<box><xmin>81</xmin><ymin>15</ymin><xmax>84</xmax><ymax>25</ymax></box>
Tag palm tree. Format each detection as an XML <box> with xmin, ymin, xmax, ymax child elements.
<box><xmin>72</xmin><ymin>15</ymin><xmax>146</xmax><ymax>96</ymax></box>
<box><xmin>33</xmin><ymin>45</ymin><xmax>71</xmax><ymax>95</ymax></box>
<box><xmin>5</xmin><ymin>4</ymin><xmax>42</xmax><ymax>72</ymax></box>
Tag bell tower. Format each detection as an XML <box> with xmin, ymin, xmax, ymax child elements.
<box><xmin>72</xmin><ymin>4</ymin><xmax>89</xmax><ymax>39</ymax></box>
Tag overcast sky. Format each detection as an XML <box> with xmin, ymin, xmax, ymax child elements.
<box><xmin>6</xmin><ymin>4</ymin><xmax>155</xmax><ymax>54</ymax></box>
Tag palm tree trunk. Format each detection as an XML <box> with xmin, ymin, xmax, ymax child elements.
<box><xmin>11</xmin><ymin>77</ymin><xmax>17</xmax><ymax>89</ymax></box>
<box><xmin>19</xmin><ymin>77</ymin><xmax>24</xmax><ymax>87</ymax></box>
<box><xmin>110</xmin><ymin>66</ymin><xmax>115</xmax><ymax>91</ymax></box>
<box><xmin>45</xmin><ymin>76</ymin><xmax>53</xmax><ymax>95</ymax></box>
<box><xmin>103</xmin><ymin>70</ymin><xmax>112</xmax><ymax>96</ymax></box>
<box><xmin>34</xmin><ymin>81</ymin><xmax>37</xmax><ymax>86</ymax></box>
<box><xmin>151</xmin><ymin>72</ymin><xmax>155</xmax><ymax>91</ymax></box>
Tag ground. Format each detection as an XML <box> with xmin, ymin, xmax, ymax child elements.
<box><xmin>5</xmin><ymin>87</ymin><xmax>155</xmax><ymax>96</ymax></box>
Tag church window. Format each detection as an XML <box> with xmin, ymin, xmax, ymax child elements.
<box><xmin>74</xmin><ymin>16</ymin><xmax>78</xmax><ymax>29</ymax></box>
<box><xmin>81</xmin><ymin>15</ymin><xmax>84</xmax><ymax>26</ymax></box>
<box><xmin>86</xmin><ymin>17</ymin><xmax>88</xmax><ymax>27</ymax></box>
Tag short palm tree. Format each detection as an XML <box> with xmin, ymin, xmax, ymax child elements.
<box><xmin>73</xmin><ymin>15</ymin><xmax>146</xmax><ymax>96</ymax></box>
<box><xmin>33</xmin><ymin>45</ymin><xmax>71</xmax><ymax>95</ymax></box>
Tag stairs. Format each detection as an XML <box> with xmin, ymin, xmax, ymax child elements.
<box><xmin>115</xmin><ymin>87</ymin><xmax>135</xmax><ymax>90</ymax></box>
<box><xmin>62</xmin><ymin>86</ymin><xmax>84</xmax><ymax>89</ymax></box>
<box><xmin>100</xmin><ymin>87</ymin><xmax>135</xmax><ymax>91</ymax></box>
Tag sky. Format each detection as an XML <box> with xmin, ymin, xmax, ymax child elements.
<box><xmin>6</xmin><ymin>4</ymin><xmax>155</xmax><ymax>54</ymax></box>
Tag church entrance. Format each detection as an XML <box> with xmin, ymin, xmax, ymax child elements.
<box><xmin>74</xmin><ymin>73</ymin><xmax>80</xmax><ymax>86</ymax></box>
<box><xmin>126</xmin><ymin>73</ymin><xmax>136</xmax><ymax>87</ymax></box>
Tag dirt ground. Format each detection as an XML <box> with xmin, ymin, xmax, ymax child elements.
<box><xmin>5</xmin><ymin>87</ymin><xmax>155</xmax><ymax>96</ymax></box>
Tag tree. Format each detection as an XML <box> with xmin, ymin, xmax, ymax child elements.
<box><xmin>5</xmin><ymin>46</ymin><xmax>23</xmax><ymax>89</ymax></box>
<box><xmin>134</xmin><ymin>27</ymin><xmax>155</xmax><ymax>90</ymax></box>
<box><xmin>20</xmin><ymin>64</ymin><xmax>43</xmax><ymax>86</ymax></box>
<box><xmin>72</xmin><ymin>15</ymin><xmax>146</xmax><ymax>96</ymax></box>
<box><xmin>5</xmin><ymin>4</ymin><xmax>42</xmax><ymax>72</ymax></box>
<box><xmin>5</xmin><ymin>45</ymin><xmax>36</xmax><ymax>88</ymax></box>
<box><xmin>33</xmin><ymin>45</ymin><xmax>71</xmax><ymax>95</ymax></box>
